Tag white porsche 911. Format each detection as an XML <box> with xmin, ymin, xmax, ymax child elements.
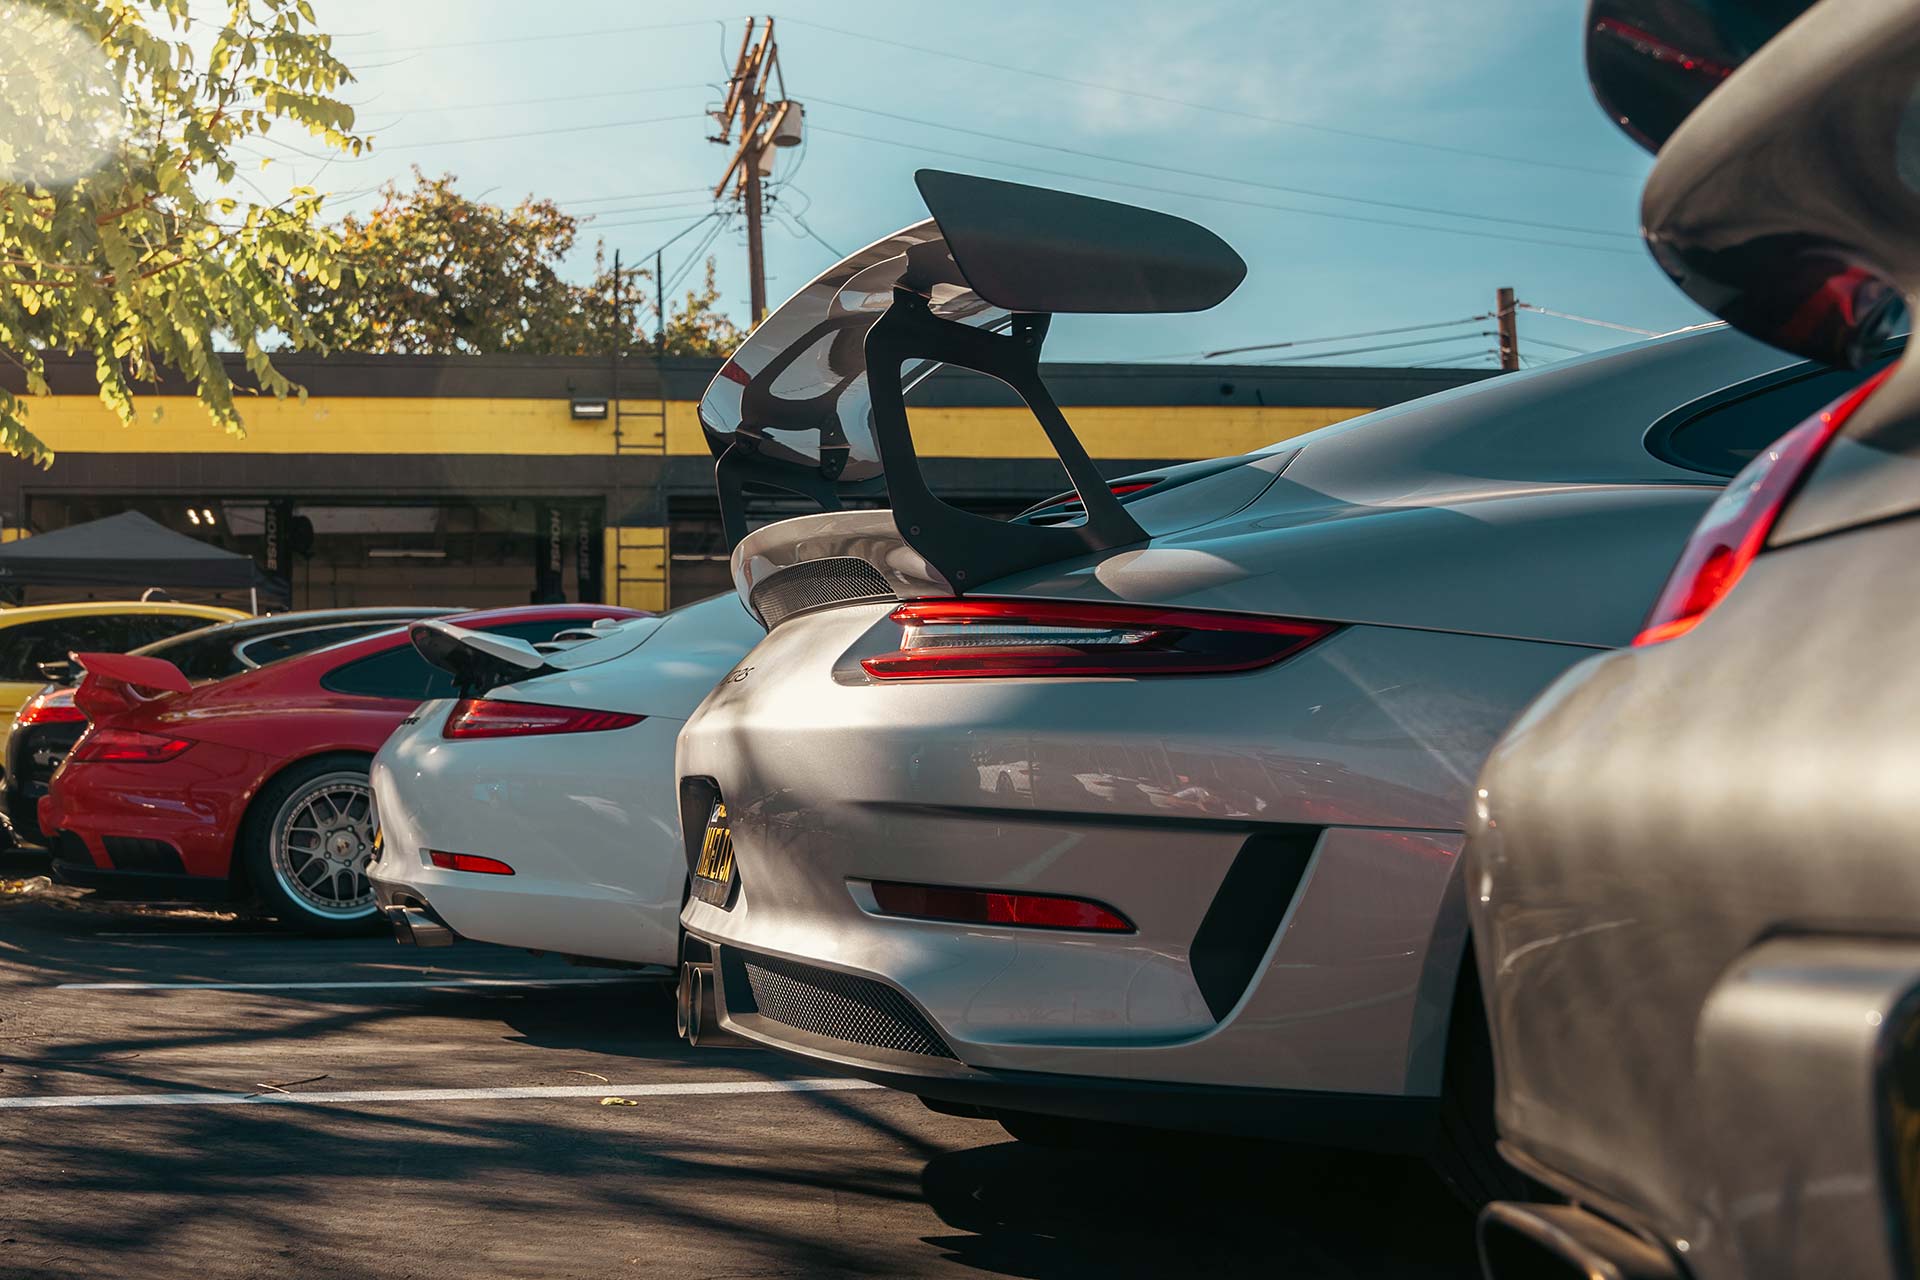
<box><xmin>368</xmin><ymin>593</ymin><xmax>763</xmax><ymax>968</ymax></box>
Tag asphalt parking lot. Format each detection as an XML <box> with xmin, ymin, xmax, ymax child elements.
<box><xmin>0</xmin><ymin>857</ymin><xmax>1478</xmax><ymax>1280</ymax></box>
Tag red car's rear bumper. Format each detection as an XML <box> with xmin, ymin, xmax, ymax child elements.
<box><xmin>41</xmin><ymin>738</ymin><xmax>266</xmax><ymax>883</ymax></box>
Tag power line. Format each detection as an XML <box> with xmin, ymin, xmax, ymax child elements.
<box><xmin>780</xmin><ymin>16</ymin><xmax>1637</xmax><ymax>180</ymax></box>
<box><xmin>782</xmin><ymin>209</ymin><xmax>846</xmax><ymax>259</ymax></box>
<box><xmin>338</xmin><ymin>18</ymin><xmax>726</xmax><ymax>57</ymax></box>
<box><xmin>1516</xmin><ymin>303</ymin><xmax>1659</xmax><ymax>335</ymax></box>
<box><xmin>1252</xmin><ymin>333</ymin><xmax>1497</xmax><ymax>364</ymax></box>
<box><xmin>1516</xmin><ymin>334</ymin><xmax>1596</xmax><ymax>355</ymax></box>
<box><xmin>359</xmin><ymin>82</ymin><xmax>717</xmax><ymax>117</ymax></box>
<box><xmin>808</xmin><ymin>98</ymin><xmax>1636</xmax><ymax>242</ymax></box>
<box><xmin>663</xmin><ymin>214</ymin><xmax>733</xmax><ymax>297</ymax></box>
<box><xmin>590</xmin><ymin>208</ymin><xmax>726</xmax><ymax>232</ymax></box>
<box><xmin>582</xmin><ymin>198</ymin><xmax>723</xmax><ymax>219</ymax></box>
<box><xmin>381</xmin><ymin>112</ymin><xmax>704</xmax><ymax>152</ymax></box>
<box><xmin>808</xmin><ymin>124</ymin><xmax>1643</xmax><ymax>258</ymax></box>
<box><xmin>1405</xmin><ymin>349</ymin><xmax>1500</xmax><ymax>369</ymax></box>
<box><xmin>555</xmin><ymin>187</ymin><xmax>716</xmax><ymax>208</ymax></box>
<box><xmin>1204</xmin><ymin>315</ymin><xmax>1491</xmax><ymax>360</ymax></box>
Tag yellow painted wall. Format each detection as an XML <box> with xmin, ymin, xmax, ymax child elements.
<box><xmin>19</xmin><ymin>395</ymin><xmax>1370</xmax><ymax>460</ymax></box>
<box><xmin>605</xmin><ymin>526</ymin><xmax>667</xmax><ymax>612</ymax></box>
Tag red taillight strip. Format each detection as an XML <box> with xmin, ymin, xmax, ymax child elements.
<box><xmin>442</xmin><ymin>698</ymin><xmax>644</xmax><ymax>739</ymax></box>
<box><xmin>1634</xmin><ymin>366</ymin><xmax>1893</xmax><ymax>646</ymax></box>
<box><xmin>861</xmin><ymin>598</ymin><xmax>1336</xmax><ymax>680</ymax></box>
<box><xmin>68</xmin><ymin>728</ymin><xmax>193</xmax><ymax>764</ymax></box>
<box><xmin>868</xmin><ymin>880</ymin><xmax>1133</xmax><ymax>932</ymax></box>
<box><xmin>429</xmin><ymin>851</ymin><xmax>515</xmax><ymax>876</ymax></box>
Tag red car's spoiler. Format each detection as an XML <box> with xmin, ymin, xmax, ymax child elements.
<box><xmin>70</xmin><ymin>651</ymin><xmax>191</xmax><ymax>721</ymax></box>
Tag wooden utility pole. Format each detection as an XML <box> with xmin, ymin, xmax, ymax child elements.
<box><xmin>712</xmin><ymin>16</ymin><xmax>799</xmax><ymax>328</ymax></box>
<box><xmin>1496</xmin><ymin>286</ymin><xmax>1521</xmax><ymax>372</ymax></box>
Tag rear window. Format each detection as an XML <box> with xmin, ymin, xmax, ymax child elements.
<box><xmin>234</xmin><ymin>623</ymin><xmax>390</xmax><ymax>670</ymax></box>
<box><xmin>1655</xmin><ymin>360</ymin><xmax>1894</xmax><ymax>476</ymax></box>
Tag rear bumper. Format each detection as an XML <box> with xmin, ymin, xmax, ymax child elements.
<box><xmin>674</xmin><ymin>612</ymin><xmax>1588</xmax><ymax>1105</ymax></box>
<box><xmin>365</xmin><ymin>715</ymin><xmax>685</xmax><ymax>968</ymax></box>
<box><xmin>50</xmin><ymin>855</ymin><xmax>234</xmax><ymax>903</ymax></box>
<box><xmin>683</xmin><ymin>931</ymin><xmax>1441</xmax><ymax>1151</ymax></box>
<box><xmin>1484</xmin><ymin>936</ymin><xmax>1920</xmax><ymax>1280</ymax></box>
<box><xmin>37</xmin><ymin>741</ymin><xmax>261</xmax><ymax>881</ymax></box>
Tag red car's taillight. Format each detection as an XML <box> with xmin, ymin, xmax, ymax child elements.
<box><xmin>861</xmin><ymin>598</ymin><xmax>1336</xmax><ymax>680</ymax></box>
<box><xmin>69</xmin><ymin>728</ymin><xmax>193</xmax><ymax>764</ymax></box>
<box><xmin>16</xmin><ymin>690</ymin><xmax>84</xmax><ymax>727</ymax></box>
<box><xmin>869</xmin><ymin>880</ymin><xmax>1134</xmax><ymax>932</ymax></box>
<box><xmin>442</xmin><ymin>699</ymin><xmax>643</xmax><ymax>739</ymax></box>
<box><xmin>1635</xmin><ymin>367</ymin><xmax>1893</xmax><ymax>646</ymax></box>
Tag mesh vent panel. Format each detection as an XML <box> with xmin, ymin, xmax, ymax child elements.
<box><xmin>736</xmin><ymin>948</ymin><xmax>956</xmax><ymax>1059</ymax></box>
<box><xmin>749</xmin><ymin>557</ymin><xmax>893</xmax><ymax>629</ymax></box>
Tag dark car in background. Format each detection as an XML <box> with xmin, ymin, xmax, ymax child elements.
<box><xmin>1467</xmin><ymin>3</ymin><xmax>1920</xmax><ymax>1278</ymax></box>
<box><xmin>1</xmin><ymin>607</ymin><xmax>455</xmax><ymax>845</ymax></box>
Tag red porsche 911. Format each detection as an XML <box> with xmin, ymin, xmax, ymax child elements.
<box><xmin>38</xmin><ymin>604</ymin><xmax>642</xmax><ymax>933</ymax></box>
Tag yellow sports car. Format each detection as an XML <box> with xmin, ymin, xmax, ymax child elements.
<box><xmin>0</xmin><ymin>601</ymin><xmax>245</xmax><ymax>721</ymax></box>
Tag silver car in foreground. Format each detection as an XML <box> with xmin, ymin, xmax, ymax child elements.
<box><xmin>673</xmin><ymin>170</ymin><xmax>1881</xmax><ymax>1202</ymax></box>
<box><xmin>1470</xmin><ymin>1</ymin><xmax>1918</xmax><ymax>1275</ymax></box>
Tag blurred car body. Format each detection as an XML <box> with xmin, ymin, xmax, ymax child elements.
<box><xmin>1468</xmin><ymin>2</ymin><xmax>1920</xmax><ymax>1276</ymax></box>
<box><xmin>1</xmin><ymin>606</ymin><xmax>454</xmax><ymax>845</ymax></box>
<box><xmin>39</xmin><ymin>604</ymin><xmax>639</xmax><ymax>932</ymax></box>
<box><xmin>671</xmin><ymin>171</ymin><xmax>1888</xmax><ymax>1201</ymax></box>
<box><xmin>368</xmin><ymin>593</ymin><xmax>764</xmax><ymax>967</ymax></box>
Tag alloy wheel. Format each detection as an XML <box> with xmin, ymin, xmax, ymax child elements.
<box><xmin>269</xmin><ymin>771</ymin><xmax>378</xmax><ymax>920</ymax></box>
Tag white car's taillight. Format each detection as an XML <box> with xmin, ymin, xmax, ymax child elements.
<box><xmin>861</xmin><ymin>598</ymin><xmax>1336</xmax><ymax>680</ymax></box>
<box><xmin>1635</xmin><ymin>366</ymin><xmax>1892</xmax><ymax>646</ymax></box>
<box><xmin>442</xmin><ymin>699</ymin><xmax>643</xmax><ymax>739</ymax></box>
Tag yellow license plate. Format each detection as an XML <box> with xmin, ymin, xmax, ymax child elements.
<box><xmin>691</xmin><ymin>802</ymin><xmax>735</xmax><ymax>906</ymax></box>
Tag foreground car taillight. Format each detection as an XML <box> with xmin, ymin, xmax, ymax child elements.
<box><xmin>869</xmin><ymin>880</ymin><xmax>1134</xmax><ymax>932</ymax></box>
<box><xmin>1635</xmin><ymin>367</ymin><xmax>1894</xmax><ymax>645</ymax></box>
<box><xmin>429</xmin><ymin>850</ymin><xmax>515</xmax><ymax>875</ymax></box>
<box><xmin>861</xmin><ymin>599</ymin><xmax>1336</xmax><ymax>680</ymax></box>
<box><xmin>16</xmin><ymin>689</ymin><xmax>84</xmax><ymax>727</ymax></box>
<box><xmin>68</xmin><ymin>728</ymin><xmax>193</xmax><ymax>764</ymax></box>
<box><xmin>442</xmin><ymin>698</ymin><xmax>644</xmax><ymax>739</ymax></box>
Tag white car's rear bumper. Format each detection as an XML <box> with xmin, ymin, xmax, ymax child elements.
<box><xmin>370</xmin><ymin>703</ymin><xmax>684</xmax><ymax>968</ymax></box>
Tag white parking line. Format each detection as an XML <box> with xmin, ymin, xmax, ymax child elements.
<box><xmin>57</xmin><ymin>977</ymin><xmax>648</xmax><ymax>991</ymax></box>
<box><xmin>0</xmin><ymin>1078</ymin><xmax>882</xmax><ymax>1110</ymax></box>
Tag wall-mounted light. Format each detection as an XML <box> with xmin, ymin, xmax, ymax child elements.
<box><xmin>186</xmin><ymin>509</ymin><xmax>200</xmax><ymax>526</ymax></box>
<box><xmin>201</xmin><ymin>507</ymin><xmax>216</xmax><ymax>525</ymax></box>
<box><xmin>570</xmin><ymin>397</ymin><xmax>610</xmax><ymax>421</ymax></box>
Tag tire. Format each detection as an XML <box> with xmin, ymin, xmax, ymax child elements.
<box><xmin>1428</xmin><ymin>950</ymin><xmax>1535</xmax><ymax>1208</ymax></box>
<box><xmin>239</xmin><ymin>754</ymin><xmax>385</xmax><ymax>936</ymax></box>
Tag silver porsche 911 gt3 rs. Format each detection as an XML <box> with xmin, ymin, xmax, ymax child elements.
<box><xmin>673</xmin><ymin>170</ymin><xmax>1884</xmax><ymax>1201</ymax></box>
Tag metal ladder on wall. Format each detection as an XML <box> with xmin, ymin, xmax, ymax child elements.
<box><xmin>607</xmin><ymin>348</ymin><xmax>670</xmax><ymax>610</ymax></box>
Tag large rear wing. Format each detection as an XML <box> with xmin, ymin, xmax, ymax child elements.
<box><xmin>700</xmin><ymin>169</ymin><xmax>1246</xmax><ymax>593</ymax></box>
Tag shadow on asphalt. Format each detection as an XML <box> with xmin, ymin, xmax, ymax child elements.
<box><xmin>918</xmin><ymin>1137</ymin><xmax>1477</xmax><ymax>1278</ymax></box>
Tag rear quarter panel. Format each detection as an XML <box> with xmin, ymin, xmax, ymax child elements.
<box><xmin>1466</xmin><ymin>512</ymin><xmax>1920</xmax><ymax>1274</ymax></box>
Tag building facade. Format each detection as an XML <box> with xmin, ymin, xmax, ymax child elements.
<box><xmin>0</xmin><ymin>353</ymin><xmax>1491</xmax><ymax>611</ymax></box>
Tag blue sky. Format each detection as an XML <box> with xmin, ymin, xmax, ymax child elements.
<box><xmin>280</xmin><ymin>0</ymin><xmax>1707</xmax><ymax>367</ymax></box>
